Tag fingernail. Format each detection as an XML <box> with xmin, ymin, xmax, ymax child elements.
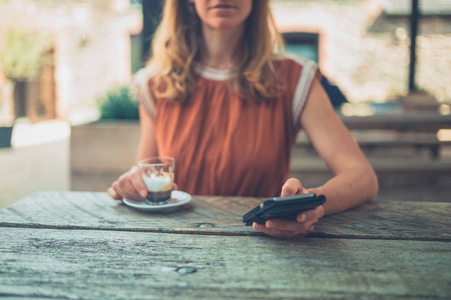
<box><xmin>268</xmin><ymin>220</ymin><xmax>277</xmax><ymax>228</ymax></box>
<box><xmin>299</xmin><ymin>214</ymin><xmax>307</xmax><ymax>222</ymax></box>
<box><xmin>140</xmin><ymin>189</ymin><xmax>147</xmax><ymax>197</ymax></box>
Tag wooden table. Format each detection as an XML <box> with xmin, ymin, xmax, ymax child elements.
<box><xmin>1</xmin><ymin>192</ymin><xmax>450</xmax><ymax>299</ymax></box>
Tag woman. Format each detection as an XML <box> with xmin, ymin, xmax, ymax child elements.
<box><xmin>108</xmin><ymin>0</ymin><xmax>378</xmax><ymax>238</ymax></box>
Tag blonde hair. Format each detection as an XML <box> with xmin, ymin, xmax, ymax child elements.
<box><xmin>147</xmin><ymin>0</ymin><xmax>284</xmax><ymax>101</ymax></box>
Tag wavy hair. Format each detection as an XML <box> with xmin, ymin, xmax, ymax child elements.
<box><xmin>147</xmin><ymin>0</ymin><xmax>284</xmax><ymax>101</ymax></box>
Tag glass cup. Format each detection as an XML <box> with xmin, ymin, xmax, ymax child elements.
<box><xmin>138</xmin><ymin>156</ymin><xmax>174</xmax><ymax>204</ymax></box>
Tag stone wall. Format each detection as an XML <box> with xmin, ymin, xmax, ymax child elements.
<box><xmin>0</xmin><ymin>0</ymin><xmax>141</xmax><ymax>120</ymax></box>
<box><xmin>1</xmin><ymin>0</ymin><xmax>449</xmax><ymax>119</ymax></box>
<box><xmin>272</xmin><ymin>0</ymin><xmax>451</xmax><ymax>103</ymax></box>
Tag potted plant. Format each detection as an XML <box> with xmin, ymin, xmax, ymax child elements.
<box><xmin>0</xmin><ymin>28</ymin><xmax>52</xmax><ymax>147</ymax></box>
<box><xmin>0</xmin><ymin>71</ymin><xmax>14</xmax><ymax>147</ymax></box>
<box><xmin>97</xmin><ymin>85</ymin><xmax>139</xmax><ymax>120</ymax></box>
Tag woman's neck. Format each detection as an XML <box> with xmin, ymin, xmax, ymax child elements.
<box><xmin>200</xmin><ymin>24</ymin><xmax>245</xmax><ymax>70</ymax></box>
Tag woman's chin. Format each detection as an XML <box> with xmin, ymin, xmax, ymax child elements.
<box><xmin>206</xmin><ymin>20</ymin><xmax>244</xmax><ymax>31</ymax></box>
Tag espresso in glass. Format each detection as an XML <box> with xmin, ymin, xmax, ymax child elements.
<box><xmin>139</xmin><ymin>157</ymin><xmax>174</xmax><ymax>204</ymax></box>
<box><xmin>142</xmin><ymin>173</ymin><xmax>173</xmax><ymax>203</ymax></box>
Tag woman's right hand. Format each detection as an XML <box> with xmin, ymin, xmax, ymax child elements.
<box><xmin>108</xmin><ymin>166</ymin><xmax>148</xmax><ymax>201</ymax></box>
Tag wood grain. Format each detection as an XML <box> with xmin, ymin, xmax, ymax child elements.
<box><xmin>0</xmin><ymin>192</ymin><xmax>450</xmax><ymax>241</ymax></box>
<box><xmin>0</xmin><ymin>227</ymin><xmax>449</xmax><ymax>299</ymax></box>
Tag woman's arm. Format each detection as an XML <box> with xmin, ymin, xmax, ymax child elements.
<box><xmin>300</xmin><ymin>78</ymin><xmax>378</xmax><ymax>215</ymax></box>
<box><xmin>137</xmin><ymin>104</ymin><xmax>159</xmax><ymax>160</ymax></box>
<box><xmin>253</xmin><ymin>78</ymin><xmax>378</xmax><ymax>238</ymax></box>
<box><xmin>108</xmin><ymin>105</ymin><xmax>159</xmax><ymax>201</ymax></box>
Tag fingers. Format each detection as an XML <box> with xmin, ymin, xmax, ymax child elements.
<box><xmin>253</xmin><ymin>221</ymin><xmax>315</xmax><ymax>238</ymax></box>
<box><xmin>114</xmin><ymin>176</ymin><xmax>142</xmax><ymax>201</ymax></box>
<box><xmin>109</xmin><ymin>166</ymin><xmax>146</xmax><ymax>201</ymax></box>
<box><xmin>128</xmin><ymin>167</ymin><xmax>148</xmax><ymax>197</ymax></box>
<box><xmin>108</xmin><ymin>166</ymin><xmax>180</xmax><ymax>202</ymax></box>
<box><xmin>267</xmin><ymin>218</ymin><xmax>316</xmax><ymax>233</ymax></box>
<box><xmin>280</xmin><ymin>178</ymin><xmax>308</xmax><ymax>197</ymax></box>
<box><xmin>107</xmin><ymin>186</ymin><xmax>122</xmax><ymax>201</ymax></box>
<box><xmin>252</xmin><ymin>205</ymin><xmax>324</xmax><ymax>238</ymax></box>
<box><xmin>297</xmin><ymin>205</ymin><xmax>325</xmax><ymax>222</ymax></box>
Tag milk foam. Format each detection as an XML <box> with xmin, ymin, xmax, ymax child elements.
<box><xmin>142</xmin><ymin>174</ymin><xmax>172</xmax><ymax>192</ymax></box>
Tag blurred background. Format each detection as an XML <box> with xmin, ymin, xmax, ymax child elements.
<box><xmin>1</xmin><ymin>0</ymin><xmax>450</xmax><ymax>209</ymax></box>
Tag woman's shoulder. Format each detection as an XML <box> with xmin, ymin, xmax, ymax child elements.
<box><xmin>134</xmin><ymin>63</ymin><xmax>159</xmax><ymax>86</ymax></box>
<box><xmin>272</xmin><ymin>52</ymin><xmax>318</xmax><ymax>73</ymax></box>
<box><xmin>271</xmin><ymin>53</ymin><xmax>321</xmax><ymax>130</ymax></box>
<box><xmin>271</xmin><ymin>53</ymin><xmax>320</xmax><ymax>91</ymax></box>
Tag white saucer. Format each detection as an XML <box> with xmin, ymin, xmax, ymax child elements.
<box><xmin>123</xmin><ymin>190</ymin><xmax>192</xmax><ymax>212</ymax></box>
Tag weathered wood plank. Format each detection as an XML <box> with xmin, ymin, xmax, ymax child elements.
<box><xmin>0</xmin><ymin>227</ymin><xmax>449</xmax><ymax>299</ymax></box>
<box><xmin>1</xmin><ymin>192</ymin><xmax>450</xmax><ymax>240</ymax></box>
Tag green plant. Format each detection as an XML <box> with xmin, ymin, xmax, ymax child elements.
<box><xmin>98</xmin><ymin>85</ymin><xmax>139</xmax><ymax>120</ymax></box>
<box><xmin>0</xmin><ymin>28</ymin><xmax>52</xmax><ymax>80</ymax></box>
<box><xmin>0</xmin><ymin>27</ymin><xmax>52</xmax><ymax>126</ymax></box>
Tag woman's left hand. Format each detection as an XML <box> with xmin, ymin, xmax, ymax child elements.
<box><xmin>252</xmin><ymin>178</ymin><xmax>325</xmax><ymax>238</ymax></box>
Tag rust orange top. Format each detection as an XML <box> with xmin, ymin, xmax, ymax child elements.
<box><xmin>136</xmin><ymin>54</ymin><xmax>319</xmax><ymax>197</ymax></box>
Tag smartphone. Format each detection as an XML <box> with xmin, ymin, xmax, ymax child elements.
<box><xmin>242</xmin><ymin>193</ymin><xmax>326</xmax><ymax>226</ymax></box>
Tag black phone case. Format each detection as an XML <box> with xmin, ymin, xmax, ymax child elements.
<box><xmin>242</xmin><ymin>193</ymin><xmax>326</xmax><ymax>226</ymax></box>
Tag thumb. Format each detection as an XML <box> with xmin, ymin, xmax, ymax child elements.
<box><xmin>281</xmin><ymin>178</ymin><xmax>308</xmax><ymax>197</ymax></box>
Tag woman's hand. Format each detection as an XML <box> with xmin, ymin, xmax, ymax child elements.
<box><xmin>252</xmin><ymin>178</ymin><xmax>325</xmax><ymax>238</ymax></box>
<box><xmin>108</xmin><ymin>166</ymin><xmax>179</xmax><ymax>201</ymax></box>
<box><xmin>108</xmin><ymin>166</ymin><xmax>148</xmax><ymax>201</ymax></box>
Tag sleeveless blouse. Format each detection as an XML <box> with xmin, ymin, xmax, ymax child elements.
<box><xmin>136</xmin><ymin>53</ymin><xmax>319</xmax><ymax>197</ymax></box>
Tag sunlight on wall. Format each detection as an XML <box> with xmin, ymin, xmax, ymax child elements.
<box><xmin>437</xmin><ymin>130</ymin><xmax>451</xmax><ymax>142</ymax></box>
<box><xmin>11</xmin><ymin>120</ymin><xmax>70</xmax><ymax>148</ymax></box>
